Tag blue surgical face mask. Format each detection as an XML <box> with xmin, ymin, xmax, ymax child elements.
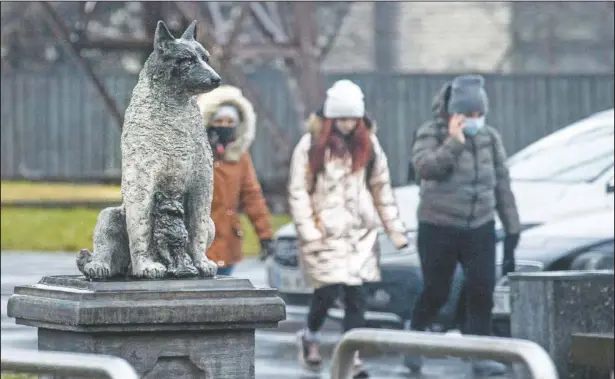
<box><xmin>463</xmin><ymin>116</ymin><xmax>486</xmax><ymax>136</ymax></box>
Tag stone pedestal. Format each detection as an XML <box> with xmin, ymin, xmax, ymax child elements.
<box><xmin>509</xmin><ymin>270</ymin><xmax>614</xmax><ymax>379</ymax></box>
<box><xmin>7</xmin><ymin>275</ymin><xmax>286</xmax><ymax>379</ymax></box>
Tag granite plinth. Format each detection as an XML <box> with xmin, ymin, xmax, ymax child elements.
<box><xmin>7</xmin><ymin>275</ymin><xmax>287</xmax><ymax>379</ymax></box>
<box><xmin>509</xmin><ymin>270</ymin><xmax>614</xmax><ymax>379</ymax></box>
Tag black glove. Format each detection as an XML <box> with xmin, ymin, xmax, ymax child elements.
<box><xmin>259</xmin><ymin>239</ymin><xmax>274</xmax><ymax>262</ymax></box>
<box><xmin>502</xmin><ymin>233</ymin><xmax>520</xmax><ymax>277</ymax></box>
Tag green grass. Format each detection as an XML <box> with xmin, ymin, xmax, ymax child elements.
<box><xmin>1</xmin><ymin>374</ymin><xmax>36</xmax><ymax>379</ymax></box>
<box><xmin>1</xmin><ymin>207</ymin><xmax>291</xmax><ymax>255</ymax></box>
<box><xmin>0</xmin><ymin>181</ymin><xmax>291</xmax><ymax>254</ymax></box>
<box><xmin>240</xmin><ymin>213</ymin><xmax>292</xmax><ymax>255</ymax></box>
<box><xmin>1</xmin><ymin>180</ymin><xmax>121</xmax><ymax>202</ymax></box>
<box><xmin>1</xmin><ymin>207</ymin><xmax>101</xmax><ymax>252</ymax></box>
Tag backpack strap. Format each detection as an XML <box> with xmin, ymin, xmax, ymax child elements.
<box><xmin>364</xmin><ymin>149</ymin><xmax>377</xmax><ymax>192</ymax></box>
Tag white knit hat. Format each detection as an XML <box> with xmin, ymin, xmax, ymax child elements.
<box><xmin>323</xmin><ymin>80</ymin><xmax>365</xmax><ymax>119</ymax></box>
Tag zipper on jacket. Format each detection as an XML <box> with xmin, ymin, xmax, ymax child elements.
<box><xmin>467</xmin><ymin>138</ymin><xmax>479</xmax><ymax>228</ymax></box>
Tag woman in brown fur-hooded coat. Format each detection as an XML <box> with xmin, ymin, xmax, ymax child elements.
<box><xmin>196</xmin><ymin>85</ymin><xmax>273</xmax><ymax>275</ymax></box>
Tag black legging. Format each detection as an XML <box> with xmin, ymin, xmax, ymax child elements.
<box><xmin>307</xmin><ymin>284</ymin><xmax>366</xmax><ymax>333</ymax></box>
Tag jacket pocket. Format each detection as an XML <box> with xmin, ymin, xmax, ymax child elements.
<box><xmin>302</xmin><ymin>238</ymin><xmax>328</xmax><ymax>255</ymax></box>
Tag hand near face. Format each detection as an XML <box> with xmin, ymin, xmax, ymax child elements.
<box><xmin>448</xmin><ymin>113</ymin><xmax>466</xmax><ymax>143</ymax></box>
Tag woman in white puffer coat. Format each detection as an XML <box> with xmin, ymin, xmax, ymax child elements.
<box><xmin>288</xmin><ymin>80</ymin><xmax>408</xmax><ymax>378</ymax></box>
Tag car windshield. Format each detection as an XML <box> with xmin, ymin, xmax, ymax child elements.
<box><xmin>508</xmin><ymin>123</ymin><xmax>614</xmax><ymax>183</ymax></box>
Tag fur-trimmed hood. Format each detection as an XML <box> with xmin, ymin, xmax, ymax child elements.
<box><xmin>196</xmin><ymin>85</ymin><xmax>256</xmax><ymax>162</ymax></box>
<box><xmin>303</xmin><ymin>111</ymin><xmax>378</xmax><ymax>137</ymax></box>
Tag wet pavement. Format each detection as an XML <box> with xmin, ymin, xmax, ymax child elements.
<box><xmin>1</xmin><ymin>252</ymin><xmax>514</xmax><ymax>378</ymax></box>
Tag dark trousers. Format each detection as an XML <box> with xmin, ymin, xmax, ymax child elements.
<box><xmin>410</xmin><ymin>221</ymin><xmax>496</xmax><ymax>336</ymax></box>
<box><xmin>307</xmin><ymin>284</ymin><xmax>366</xmax><ymax>333</ymax></box>
<box><xmin>454</xmin><ymin>285</ymin><xmax>468</xmax><ymax>331</ymax></box>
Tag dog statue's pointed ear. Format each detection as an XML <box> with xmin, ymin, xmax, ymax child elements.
<box><xmin>181</xmin><ymin>20</ymin><xmax>197</xmax><ymax>41</ymax></box>
<box><xmin>154</xmin><ymin>20</ymin><xmax>175</xmax><ymax>51</ymax></box>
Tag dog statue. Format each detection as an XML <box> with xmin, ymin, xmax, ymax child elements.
<box><xmin>77</xmin><ymin>20</ymin><xmax>220</xmax><ymax>280</ymax></box>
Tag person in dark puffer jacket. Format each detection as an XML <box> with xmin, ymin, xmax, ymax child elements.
<box><xmin>405</xmin><ymin>75</ymin><xmax>521</xmax><ymax>377</ymax></box>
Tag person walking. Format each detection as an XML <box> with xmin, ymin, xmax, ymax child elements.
<box><xmin>196</xmin><ymin>85</ymin><xmax>275</xmax><ymax>276</ymax></box>
<box><xmin>405</xmin><ymin>75</ymin><xmax>521</xmax><ymax>376</ymax></box>
<box><xmin>288</xmin><ymin>80</ymin><xmax>409</xmax><ymax>378</ymax></box>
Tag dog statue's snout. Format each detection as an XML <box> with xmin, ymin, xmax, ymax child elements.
<box><xmin>210</xmin><ymin>74</ymin><xmax>221</xmax><ymax>88</ymax></box>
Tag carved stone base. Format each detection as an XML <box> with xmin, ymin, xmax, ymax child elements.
<box><xmin>7</xmin><ymin>275</ymin><xmax>286</xmax><ymax>379</ymax></box>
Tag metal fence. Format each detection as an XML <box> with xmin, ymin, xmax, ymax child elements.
<box><xmin>1</xmin><ymin>68</ymin><xmax>613</xmax><ymax>187</ymax></box>
<box><xmin>1</xmin><ymin>348</ymin><xmax>139</xmax><ymax>379</ymax></box>
<box><xmin>330</xmin><ymin>328</ymin><xmax>559</xmax><ymax>379</ymax></box>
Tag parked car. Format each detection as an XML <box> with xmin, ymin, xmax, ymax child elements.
<box><xmin>490</xmin><ymin>199</ymin><xmax>614</xmax><ymax>335</ymax></box>
<box><xmin>266</xmin><ymin>108</ymin><xmax>615</xmax><ymax>331</ymax></box>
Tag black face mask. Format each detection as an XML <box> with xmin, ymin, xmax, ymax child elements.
<box><xmin>208</xmin><ymin>127</ymin><xmax>236</xmax><ymax>145</ymax></box>
<box><xmin>207</xmin><ymin>127</ymin><xmax>236</xmax><ymax>158</ymax></box>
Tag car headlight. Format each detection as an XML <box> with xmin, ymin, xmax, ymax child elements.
<box><xmin>273</xmin><ymin>237</ymin><xmax>299</xmax><ymax>266</ymax></box>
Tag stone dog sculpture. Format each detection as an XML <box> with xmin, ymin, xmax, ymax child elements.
<box><xmin>77</xmin><ymin>20</ymin><xmax>221</xmax><ymax>280</ymax></box>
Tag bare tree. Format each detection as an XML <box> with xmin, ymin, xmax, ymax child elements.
<box><xmin>1</xmin><ymin>1</ymin><xmax>351</xmax><ymax>185</ymax></box>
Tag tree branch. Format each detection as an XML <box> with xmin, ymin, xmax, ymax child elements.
<box><xmin>292</xmin><ymin>2</ymin><xmax>324</xmax><ymax>114</ymax></box>
<box><xmin>174</xmin><ymin>1</ymin><xmax>292</xmax><ymax>162</ymax></box>
<box><xmin>316</xmin><ymin>3</ymin><xmax>351</xmax><ymax>62</ymax></box>
<box><xmin>73</xmin><ymin>1</ymin><xmax>97</xmax><ymax>42</ymax></box>
<box><xmin>38</xmin><ymin>1</ymin><xmax>124</xmax><ymax>129</ymax></box>
<box><xmin>223</xmin><ymin>3</ymin><xmax>251</xmax><ymax>55</ymax></box>
<box><xmin>264</xmin><ymin>2</ymin><xmax>288</xmax><ymax>39</ymax></box>
<box><xmin>249</xmin><ymin>2</ymin><xmax>288</xmax><ymax>43</ymax></box>
<box><xmin>206</xmin><ymin>2</ymin><xmax>227</xmax><ymax>45</ymax></box>
<box><xmin>73</xmin><ymin>37</ymin><xmax>298</xmax><ymax>59</ymax></box>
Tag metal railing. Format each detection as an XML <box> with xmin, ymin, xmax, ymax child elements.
<box><xmin>330</xmin><ymin>328</ymin><xmax>559</xmax><ymax>379</ymax></box>
<box><xmin>1</xmin><ymin>348</ymin><xmax>139</xmax><ymax>379</ymax></box>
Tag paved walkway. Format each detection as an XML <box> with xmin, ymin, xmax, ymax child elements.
<box><xmin>1</xmin><ymin>252</ymin><xmax>515</xmax><ymax>378</ymax></box>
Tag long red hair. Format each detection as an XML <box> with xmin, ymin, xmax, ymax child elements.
<box><xmin>308</xmin><ymin>118</ymin><xmax>372</xmax><ymax>175</ymax></box>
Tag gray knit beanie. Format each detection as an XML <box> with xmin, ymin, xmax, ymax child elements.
<box><xmin>447</xmin><ymin>75</ymin><xmax>489</xmax><ymax>115</ymax></box>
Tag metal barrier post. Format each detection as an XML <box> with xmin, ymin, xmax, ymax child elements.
<box><xmin>1</xmin><ymin>348</ymin><xmax>139</xmax><ymax>379</ymax></box>
<box><xmin>330</xmin><ymin>329</ymin><xmax>558</xmax><ymax>379</ymax></box>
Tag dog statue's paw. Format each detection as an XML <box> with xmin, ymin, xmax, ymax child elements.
<box><xmin>83</xmin><ymin>260</ymin><xmax>112</xmax><ymax>280</ymax></box>
<box><xmin>77</xmin><ymin>249</ymin><xmax>93</xmax><ymax>275</ymax></box>
<box><xmin>169</xmin><ymin>265</ymin><xmax>199</xmax><ymax>278</ymax></box>
<box><xmin>169</xmin><ymin>257</ymin><xmax>199</xmax><ymax>278</ymax></box>
<box><xmin>194</xmin><ymin>258</ymin><xmax>218</xmax><ymax>277</ymax></box>
<box><xmin>133</xmin><ymin>260</ymin><xmax>167</xmax><ymax>279</ymax></box>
